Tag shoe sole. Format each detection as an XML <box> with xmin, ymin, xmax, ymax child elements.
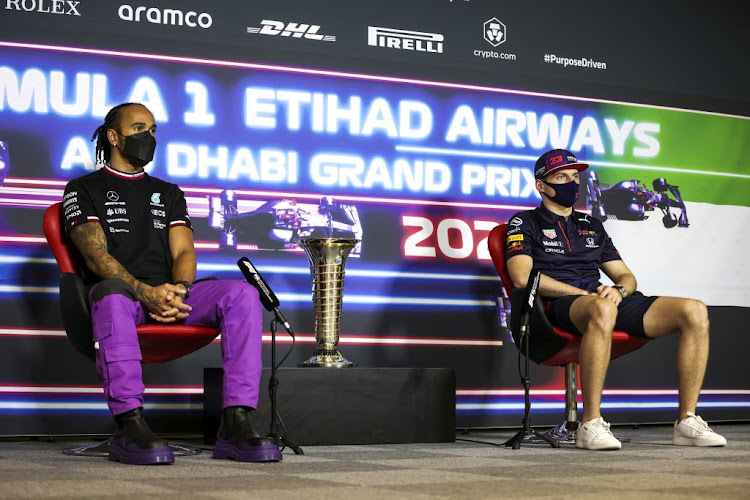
<box><xmin>673</xmin><ymin>435</ymin><xmax>726</xmax><ymax>447</ymax></box>
<box><xmin>576</xmin><ymin>438</ymin><xmax>621</xmax><ymax>451</ymax></box>
<box><xmin>213</xmin><ymin>441</ymin><xmax>282</xmax><ymax>462</ymax></box>
<box><xmin>575</xmin><ymin>443</ymin><xmax>621</xmax><ymax>450</ymax></box>
<box><xmin>108</xmin><ymin>444</ymin><xmax>175</xmax><ymax>465</ymax></box>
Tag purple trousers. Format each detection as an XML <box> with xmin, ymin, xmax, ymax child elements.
<box><xmin>89</xmin><ymin>279</ymin><xmax>263</xmax><ymax>416</ymax></box>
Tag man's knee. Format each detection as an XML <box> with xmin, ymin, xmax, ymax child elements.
<box><xmin>213</xmin><ymin>280</ymin><xmax>262</xmax><ymax>314</ymax></box>
<box><xmin>223</xmin><ymin>280</ymin><xmax>259</xmax><ymax>300</ymax></box>
<box><xmin>681</xmin><ymin>299</ymin><xmax>709</xmax><ymax>333</ymax></box>
<box><xmin>91</xmin><ymin>279</ymin><xmax>137</xmax><ymax>303</ymax></box>
<box><xmin>213</xmin><ymin>281</ymin><xmax>263</xmax><ymax>335</ymax></box>
<box><xmin>586</xmin><ymin>298</ymin><xmax>618</xmax><ymax>333</ymax></box>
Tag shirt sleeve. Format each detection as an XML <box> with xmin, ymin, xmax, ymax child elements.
<box><xmin>599</xmin><ymin>227</ymin><xmax>621</xmax><ymax>263</ymax></box>
<box><xmin>168</xmin><ymin>185</ymin><xmax>193</xmax><ymax>231</ymax></box>
<box><xmin>62</xmin><ymin>180</ymin><xmax>99</xmax><ymax>233</ymax></box>
<box><xmin>504</xmin><ymin>214</ymin><xmax>534</xmax><ymax>260</ymax></box>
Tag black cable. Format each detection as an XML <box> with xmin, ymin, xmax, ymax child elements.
<box><xmin>266</xmin><ymin>320</ymin><xmax>296</xmax><ymax>453</ymax></box>
<box><xmin>266</xmin><ymin>332</ymin><xmax>294</xmax><ymax>405</ymax></box>
<box><xmin>275</xmin><ymin>333</ymin><xmax>295</xmax><ymax>371</ymax></box>
<box><xmin>456</xmin><ymin>437</ymin><xmax>505</xmax><ymax>447</ymax></box>
<box><xmin>518</xmin><ymin>332</ymin><xmax>524</xmax><ymax>381</ymax></box>
<box><xmin>277</xmin><ymin>411</ymin><xmax>288</xmax><ymax>449</ymax></box>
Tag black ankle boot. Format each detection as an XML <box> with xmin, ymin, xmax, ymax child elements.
<box><xmin>213</xmin><ymin>406</ymin><xmax>282</xmax><ymax>462</ymax></box>
<box><xmin>109</xmin><ymin>407</ymin><xmax>174</xmax><ymax>465</ymax></box>
<box><xmin>217</xmin><ymin>406</ymin><xmax>261</xmax><ymax>441</ymax></box>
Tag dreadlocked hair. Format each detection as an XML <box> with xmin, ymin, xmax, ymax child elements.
<box><xmin>91</xmin><ymin>102</ymin><xmax>138</xmax><ymax>165</ymax></box>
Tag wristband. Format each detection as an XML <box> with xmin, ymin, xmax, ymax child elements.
<box><xmin>613</xmin><ymin>285</ymin><xmax>628</xmax><ymax>298</ymax></box>
<box><xmin>173</xmin><ymin>280</ymin><xmax>191</xmax><ymax>299</ymax></box>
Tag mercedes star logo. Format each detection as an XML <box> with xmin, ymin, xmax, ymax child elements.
<box><xmin>107</xmin><ymin>191</ymin><xmax>119</xmax><ymax>202</ymax></box>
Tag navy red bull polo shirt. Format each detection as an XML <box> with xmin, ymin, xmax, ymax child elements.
<box><xmin>504</xmin><ymin>204</ymin><xmax>621</xmax><ymax>293</ymax></box>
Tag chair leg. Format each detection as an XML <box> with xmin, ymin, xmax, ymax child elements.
<box><xmin>564</xmin><ymin>363</ymin><xmax>579</xmax><ymax>432</ymax></box>
<box><xmin>522</xmin><ymin>363</ymin><xmax>580</xmax><ymax>445</ymax></box>
<box><xmin>562</xmin><ymin>362</ymin><xmax>631</xmax><ymax>443</ymax></box>
<box><xmin>62</xmin><ymin>436</ymin><xmax>203</xmax><ymax>457</ymax></box>
<box><xmin>62</xmin><ymin>437</ymin><xmax>114</xmax><ymax>456</ymax></box>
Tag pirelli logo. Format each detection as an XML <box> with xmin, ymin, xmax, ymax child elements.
<box><xmin>507</xmin><ymin>234</ymin><xmax>524</xmax><ymax>242</ymax></box>
<box><xmin>367</xmin><ymin>26</ymin><xmax>444</xmax><ymax>54</ymax></box>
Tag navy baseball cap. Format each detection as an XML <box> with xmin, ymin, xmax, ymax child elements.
<box><xmin>534</xmin><ymin>149</ymin><xmax>589</xmax><ymax>179</ymax></box>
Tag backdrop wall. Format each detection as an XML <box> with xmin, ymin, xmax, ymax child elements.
<box><xmin>0</xmin><ymin>0</ymin><xmax>748</xmax><ymax>435</ymax></box>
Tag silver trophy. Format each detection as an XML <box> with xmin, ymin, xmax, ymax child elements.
<box><xmin>298</xmin><ymin>238</ymin><xmax>359</xmax><ymax>367</ymax></box>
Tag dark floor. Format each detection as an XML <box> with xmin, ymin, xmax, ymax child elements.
<box><xmin>1</xmin><ymin>424</ymin><xmax>749</xmax><ymax>499</ymax></box>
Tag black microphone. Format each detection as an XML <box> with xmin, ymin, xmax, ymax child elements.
<box><xmin>519</xmin><ymin>268</ymin><xmax>541</xmax><ymax>339</ymax></box>
<box><xmin>237</xmin><ymin>257</ymin><xmax>294</xmax><ymax>336</ymax></box>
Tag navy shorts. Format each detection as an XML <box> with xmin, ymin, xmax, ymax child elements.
<box><xmin>545</xmin><ymin>292</ymin><xmax>660</xmax><ymax>338</ymax></box>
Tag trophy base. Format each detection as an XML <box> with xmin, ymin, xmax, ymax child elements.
<box><xmin>298</xmin><ymin>350</ymin><xmax>357</xmax><ymax>368</ymax></box>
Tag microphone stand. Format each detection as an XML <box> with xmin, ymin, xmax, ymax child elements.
<box><xmin>267</xmin><ymin>319</ymin><xmax>303</xmax><ymax>455</ymax></box>
<box><xmin>504</xmin><ymin>273</ymin><xmax>559</xmax><ymax>450</ymax></box>
<box><xmin>236</xmin><ymin>257</ymin><xmax>302</xmax><ymax>453</ymax></box>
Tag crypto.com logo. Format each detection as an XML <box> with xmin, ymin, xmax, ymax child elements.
<box><xmin>247</xmin><ymin>20</ymin><xmax>336</xmax><ymax>42</ymax></box>
<box><xmin>483</xmin><ymin>17</ymin><xmax>506</xmax><ymax>47</ymax></box>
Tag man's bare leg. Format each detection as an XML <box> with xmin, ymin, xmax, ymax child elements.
<box><xmin>569</xmin><ymin>296</ymin><xmax>618</xmax><ymax>422</ymax></box>
<box><xmin>643</xmin><ymin>297</ymin><xmax>710</xmax><ymax>420</ymax></box>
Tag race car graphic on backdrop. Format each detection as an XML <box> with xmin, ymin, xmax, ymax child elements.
<box><xmin>496</xmin><ymin>286</ymin><xmax>511</xmax><ymax>332</ymax></box>
<box><xmin>208</xmin><ymin>190</ymin><xmax>363</xmax><ymax>253</ymax></box>
<box><xmin>585</xmin><ymin>171</ymin><xmax>689</xmax><ymax>228</ymax></box>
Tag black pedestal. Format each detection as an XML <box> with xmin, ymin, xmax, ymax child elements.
<box><xmin>203</xmin><ymin>367</ymin><xmax>456</xmax><ymax>445</ymax></box>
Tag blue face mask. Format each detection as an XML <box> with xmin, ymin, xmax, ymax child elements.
<box><xmin>541</xmin><ymin>179</ymin><xmax>580</xmax><ymax>208</ymax></box>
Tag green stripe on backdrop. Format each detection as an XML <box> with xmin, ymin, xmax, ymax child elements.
<box><xmin>594</xmin><ymin>105</ymin><xmax>749</xmax><ymax>207</ymax></box>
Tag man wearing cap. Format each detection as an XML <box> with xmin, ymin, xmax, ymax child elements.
<box><xmin>504</xmin><ymin>148</ymin><xmax>726</xmax><ymax>450</ymax></box>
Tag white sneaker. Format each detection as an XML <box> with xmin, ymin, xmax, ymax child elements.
<box><xmin>673</xmin><ymin>412</ymin><xmax>727</xmax><ymax>447</ymax></box>
<box><xmin>576</xmin><ymin>417</ymin><xmax>622</xmax><ymax>450</ymax></box>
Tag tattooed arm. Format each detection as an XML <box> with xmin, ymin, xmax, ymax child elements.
<box><xmin>69</xmin><ymin>222</ymin><xmax>188</xmax><ymax>321</ymax></box>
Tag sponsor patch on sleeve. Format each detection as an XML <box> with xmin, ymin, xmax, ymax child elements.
<box><xmin>507</xmin><ymin>234</ymin><xmax>524</xmax><ymax>242</ymax></box>
<box><xmin>506</xmin><ymin>241</ymin><xmax>524</xmax><ymax>253</ymax></box>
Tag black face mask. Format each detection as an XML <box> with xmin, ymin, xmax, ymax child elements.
<box><xmin>541</xmin><ymin>179</ymin><xmax>580</xmax><ymax>208</ymax></box>
<box><xmin>117</xmin><ymin>130</ymin><xmax>156</xmax><ymax>168</ymax></box>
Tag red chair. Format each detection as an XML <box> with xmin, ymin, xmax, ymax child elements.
<box><xmin>487</xmin><ymin>223</ymin><xmax>649</xmax><ymax>442</ymax></box>
<box><xmin>42</xmin><ymin>202</ymin><xmax>219</xmax><ymax>455</ymax></box>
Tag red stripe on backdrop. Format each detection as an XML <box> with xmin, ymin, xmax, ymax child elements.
<box><xmin>0</xmin><ymin>384</ymin><xmax>203</xmax><ymax>394</ymax></box>
<box><xmin>0</xmin><ymin>327</ymin><xmax>502</xmax><ymax>347</ymax></box>
<box><xmin>0</xmin><ymin>234</ymin><xmax>224</xmax><ymax>251</ymax></box>
<box><xmin>5</xmin><ymin>385</ymin><xmax>746</xmax><ymax>397</ymax></box>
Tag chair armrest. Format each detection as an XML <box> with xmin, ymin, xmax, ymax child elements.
<box><xmin>59</xmin><ymin>273</ymin><xmax>96</xmax><ymax>361</ymax></box>
<box><xmin>509</xmin><ymin>288</ymin><xmax>568</xmax><ymax>363</ymax></box>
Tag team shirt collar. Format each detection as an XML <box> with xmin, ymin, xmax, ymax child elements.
<box><xmin>103</xmin><ymin>164</ymin><xmax>146</xmax><ymax>179</ymax></box>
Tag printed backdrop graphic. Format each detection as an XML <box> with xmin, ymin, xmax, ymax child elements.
<box><xmin>1</xmin><ymin>45</ymin><xmax>748</xmax><ymax>297</ymax></box>
<box><xmin>0</xmin><ymin>39</ymin><xmax>749</xmax><ymax>433</ymax></box>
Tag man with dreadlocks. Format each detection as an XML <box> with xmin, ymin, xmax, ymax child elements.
<box><xmin>62</xmin><ymin>103</ymin><xmax>282</xmax><ymax>465</ymax></box>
